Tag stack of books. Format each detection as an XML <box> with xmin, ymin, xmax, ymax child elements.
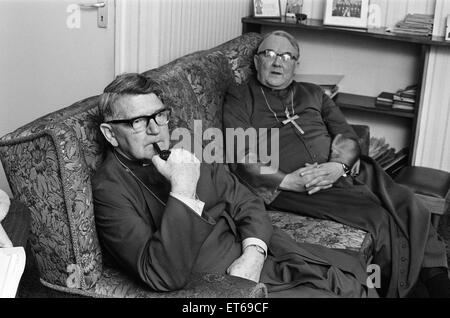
<box><xmin>369</xmin><ymin>137</ymin><xmax>409</xmax><ymax>174</ymax></box>
<box><xmin>389</xmin><ymin>14</ymin><xmax>434</xmax><ymax>36</ymax></box>
<box><xmin>392</xmin><ymin>84</ymin><xmax>417</xmax><ymax>112</ymax></box>
<box><xmin>375</xmin><ymin>92</ymin><xmax>394</xmax><ymax>109</ymax></box>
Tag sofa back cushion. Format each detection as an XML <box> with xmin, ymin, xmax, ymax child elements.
<box><xmin>216</xmin><ymin>32</ymin><xmax>262</xmax><ymax>85</ymax></box>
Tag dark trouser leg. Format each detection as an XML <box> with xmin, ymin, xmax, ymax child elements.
<box><xmin>270</xmin><ymin>186</ymin><xmax>393</xmax><ymax>296</ymax></box>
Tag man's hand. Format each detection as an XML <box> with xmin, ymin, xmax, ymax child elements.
<box><xmin>298</xmin><ymin>162</ymin><xmax>344</xmax><ymax>194</ymax></box>
<box><xmin>152</xmin><ymin>148</ymin><xmax>200</xmax><ymax>199</ymax></box>
<box><xmin>278</xmin><ymin>166</ymin><xmax>311</xmax><ymax>192</ymax></box>
<box><xmin>226</xmin><ymin>245</ymin><xmax>265</xmax><ymax>283</ymax></box>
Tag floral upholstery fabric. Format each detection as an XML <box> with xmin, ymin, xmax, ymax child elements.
<box><xmin>0</xmin><ymin>32</ymin><xmax>372</xmax><ymax>297</ymax></box>
<box><xmin>0</xmin><ymin>119</ymin><xmax>102</xmax><ymax>290</ymax></box>
<box><xmin>215</xmin><ymin>32</ymin><xmax>262</xmax><ymax>85</ymax></box>
<box><xmin>40</xmin><ymin>267</ymin><xmax>267</xmax><ymax>298</ymax></box>
<box><xmin>269</xmin><ymin>211</ymin><xmax>373</xmax><ymax>262</ymax></box>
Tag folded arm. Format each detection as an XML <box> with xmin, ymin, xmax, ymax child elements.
<box><xmin>211</xmin><ymin>163</ymin><xmax>272</xmax><ymax>282</ymax></box>
<box><xmin>94</xmin><ymin>185</ymin><xmax>215</xmax><ymax>292</ymax></box>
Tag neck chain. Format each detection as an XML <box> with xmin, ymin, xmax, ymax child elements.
<box><xmin>113</xmin><ymin>150</ymin><xmax>166</xmax><ymax>207</ymax></box>
<box><xmin>260</xmin><ymin>87</ymin><xmax>295</xmax><ymax>123</ymax></box>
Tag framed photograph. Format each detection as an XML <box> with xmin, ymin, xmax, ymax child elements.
<box><xmin>253</xmin><ymin>0</ymin><xmax>281</xmax><ymax>18</ymax></box>
<box><xmin>323</xmin><ymin>0</ymin><xmax>369</xmax><ymax>29</ymax></box>
<box><xmin>285</xmin><ymin>0</ymin><xmax>303</xmax><ymax>19</ymax></box>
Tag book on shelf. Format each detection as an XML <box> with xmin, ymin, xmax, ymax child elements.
<box><xmin>376</xmin><ymin>92</ymin><xmax>394</xmax><ymax>103</ymax></box>
<box><xmin>394</xmin><ymin>84</ymin><xmax>417</xmax><ymax>104</ymax></box>
<box><xmin>392</xmin><ymin>101</ymin><xmax>415</xmax><ymax>111</ymax></box>
<box><xmin>388</xmin><ymin>13</ymin><xmax>434</xmax><ymax>36</ymax></box>
<box><xmin>369</xmin><ymin>137</ymin><xmax>409</xmax><ymax>174</ymax></box>
<box><xmin>383</xmin><ymin>147</ymin><xmax>409</xmax><ymax>171</ymax></box>
<box><xmin>375</xmin><ymin>92</ymin><xmax>394</xmax><ymax>109</ymax></box>
<box><xmin>393</xmin><ymin>94</ymin><xmax>415</xmax><ymax>103</ymax></box>
<box><xmin>0</xmin><ymin>246</ymin><xmax>26</xmax><ymax>298</ymax></box>
<box><xmin>378</xmin><ymin>148</ymin><xmax>396</xmax><ymax>167</ymax></box>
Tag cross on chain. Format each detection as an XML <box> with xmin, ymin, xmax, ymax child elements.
<box><xmin>282</xmin><ymin>108</ymin><xmax>304</xmax><ymax>134</ymax></box>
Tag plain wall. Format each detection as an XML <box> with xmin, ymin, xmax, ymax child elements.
<box><xmin>0</xmin><ymin>0</ymin><xmax>115</xmax><ymax>197</ymax></box>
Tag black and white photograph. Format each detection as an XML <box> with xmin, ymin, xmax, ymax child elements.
<box><xmin>0</xmin><ymin>0</ymin><xmax>450</xmax><ymax>306</ymax></box>
<box><xmin>331</xmin><ymin>0</ymin><xmax>362</xmax><ymax>18</ymax></box>
<box><xmin>285</xmin><ymin>0</ymin><xmax>303</xmax><ymax>18</ymax></box>
<box><xmin>253</xmin><ymin>0</ymin><xmax>281</xmax><ymax>18</ymax></box>
<box><xmin>324</xmin><ymin>0</ymin><xmax>369</xmax><ymax>28</ymax></box>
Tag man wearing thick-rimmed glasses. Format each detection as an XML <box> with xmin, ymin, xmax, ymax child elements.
<box><xmin>223</xmin><ymin>30</ymin><xmax>450</xmax><ymax>298</ymax></box>
<box><xmin>92</xmin><ymin>72</ymin><xmax>373</xmax><ymax>297</ymax></box>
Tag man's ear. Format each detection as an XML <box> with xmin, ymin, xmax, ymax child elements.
<box><xmin>254</xmin><ymin>55</ymin><xmax>260</xmax><ymax>69</ymax></box>
<box><xmin>100</xmin><ymin>123</ymin><xmax>119</xmax><ymax>147</ymax></box>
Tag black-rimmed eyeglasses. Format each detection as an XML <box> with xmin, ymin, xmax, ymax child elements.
<box><xmin>106</xmin><ymin>108</ymin><xmax>171</xmax><ymax>132</ymax></box>
<box><xmin>257</xmin><ymin>49</ymin><xmax>298</xmax><ymax>62</ymax></box>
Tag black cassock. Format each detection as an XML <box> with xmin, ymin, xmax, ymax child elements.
<box><xmin>93</xmin><ymin>149</ymin><xmax>373</xmax><ymax>297</ymax></box>
<box><xmin>223</xmin><ymin>78</ymin><xmax>448</xmax><ymax>297</ymax></box>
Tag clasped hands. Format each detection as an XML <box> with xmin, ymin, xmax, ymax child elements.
<box><xmin>279</xmin><ymin>162</ymin><xmax>344</xmax><ymax>194</ymax></box>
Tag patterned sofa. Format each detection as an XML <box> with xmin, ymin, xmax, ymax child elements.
<box><xmin>0</xmin><ymin>32</ymin><xmax>372</xmax><ymax>298</ymax></box>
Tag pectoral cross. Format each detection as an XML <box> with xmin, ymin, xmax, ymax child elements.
<box><xmin>282</xmin><ymin>109</ymin><xmax>304</xmax><ymax>134</ymax></box>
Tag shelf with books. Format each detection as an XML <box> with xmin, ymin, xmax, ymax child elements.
<box><xmin>242</xmin><ymin>17</ymin><xmax>450</xmax><ymax>47</ymax></box>
<box><xmin>334</xmin><ymin>93</ymin><xmax>415</xmax><ymax>119</ymax></box>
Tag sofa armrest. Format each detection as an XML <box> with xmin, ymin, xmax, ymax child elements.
<box><xmin>0</xmin><ymin>121</ymin><xmax>102</xmax><ymax>290</ymax></box>
<box><xmin>97</xmin><ymin>271</ymin><xmax>269</xmax><ymax>298</ymax></box>
<box><xmin>351</xmin><ymin>124</ymin><xmax>370</xmax><ymax>157</ymax></box>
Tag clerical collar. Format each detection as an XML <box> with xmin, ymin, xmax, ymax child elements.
<box><xmin>260</xmin><ymin>81</ymin><xmax>296</xmax><ymax>98</ymax></box>
<box><xmin>112</xmin><ymin>148</ymin><xmax>152</xmax><ymax>168</ymax></box>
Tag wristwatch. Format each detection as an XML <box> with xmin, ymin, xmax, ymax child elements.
<box><xmin>341</xmin><ymin>163</ymin><xmax>351</xmax><ymax>177</ymax></box>
<box><xmin>247</xmin><ymin>245</ymin><xmax>266</xmax><ymax>258</ymax></box>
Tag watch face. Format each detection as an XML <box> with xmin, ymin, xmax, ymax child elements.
<box><xmin>342</xmin><ymin>163</ymin><xmax>351</xmax><ymax>175</ymax></box>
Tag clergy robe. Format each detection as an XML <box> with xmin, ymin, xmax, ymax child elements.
<box><xmin>92</xmin><ymin>148</ymin><xmax>373</xmax><ymax>297</ymax></box>
<box><xmin>222</xmin><ymin>78</ymin><xmax>448</xmax><ymax>298</ymax></box>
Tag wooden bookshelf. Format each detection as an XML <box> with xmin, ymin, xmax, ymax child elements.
<box><xmin>334</xmin><ymin>93</ymin><xmax>415</xmax><ymax>119</ymax></box>
<box><xmin>242</xmin><ymin>16</ymin><xmax>450</xmax><ymax>47</ymax></box>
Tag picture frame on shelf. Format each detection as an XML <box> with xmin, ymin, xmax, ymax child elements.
<box><xmin>253</xmin><ymin>0</ymin><xmax>281</xmax><ymax>18</ymax></box>
<box><xmin>285</xmin><ymin>0</ymin><xmax>303</xmax><ymax>19</ymax></box>
<box><xmin>323</xmin><ymin>0</ymin><xmax>369</xmax><ymax>29</ymax></box>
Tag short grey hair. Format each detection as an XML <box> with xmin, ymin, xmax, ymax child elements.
<box><xmin>258</xmin><ymin>30</ymin><xmax>300</xmax><ymax>58</ymax></box>
<box><xmin>98</xmin><ymin>73</ymin><xmax>164</xmax><ymax>122</ymax></box>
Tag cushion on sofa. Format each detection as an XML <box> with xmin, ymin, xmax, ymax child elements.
<box><xmin>269</xmin><ymin>211</ymin><xmax>373</xmax><ymax>263</ymax></box>
<box><xmin>216</xmin><ymin>32</ymin><xmax>262</xmax><ymax>84</ymax></box>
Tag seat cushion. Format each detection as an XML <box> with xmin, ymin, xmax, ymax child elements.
<box><xmin>269</xmin><ymin>211</ymin><xmax>373</xmax><ymax>263</ymax></box>
<box><xmin>39</xmin><ymin>266</ymin><xmax>267</xmax><ymax>298</ymax></box>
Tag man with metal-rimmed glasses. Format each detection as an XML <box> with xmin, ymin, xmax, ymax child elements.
<box><xmin>223</xmin><ymin>30</ymin><xmax>450</xmax><ymax>298</ymax></box>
